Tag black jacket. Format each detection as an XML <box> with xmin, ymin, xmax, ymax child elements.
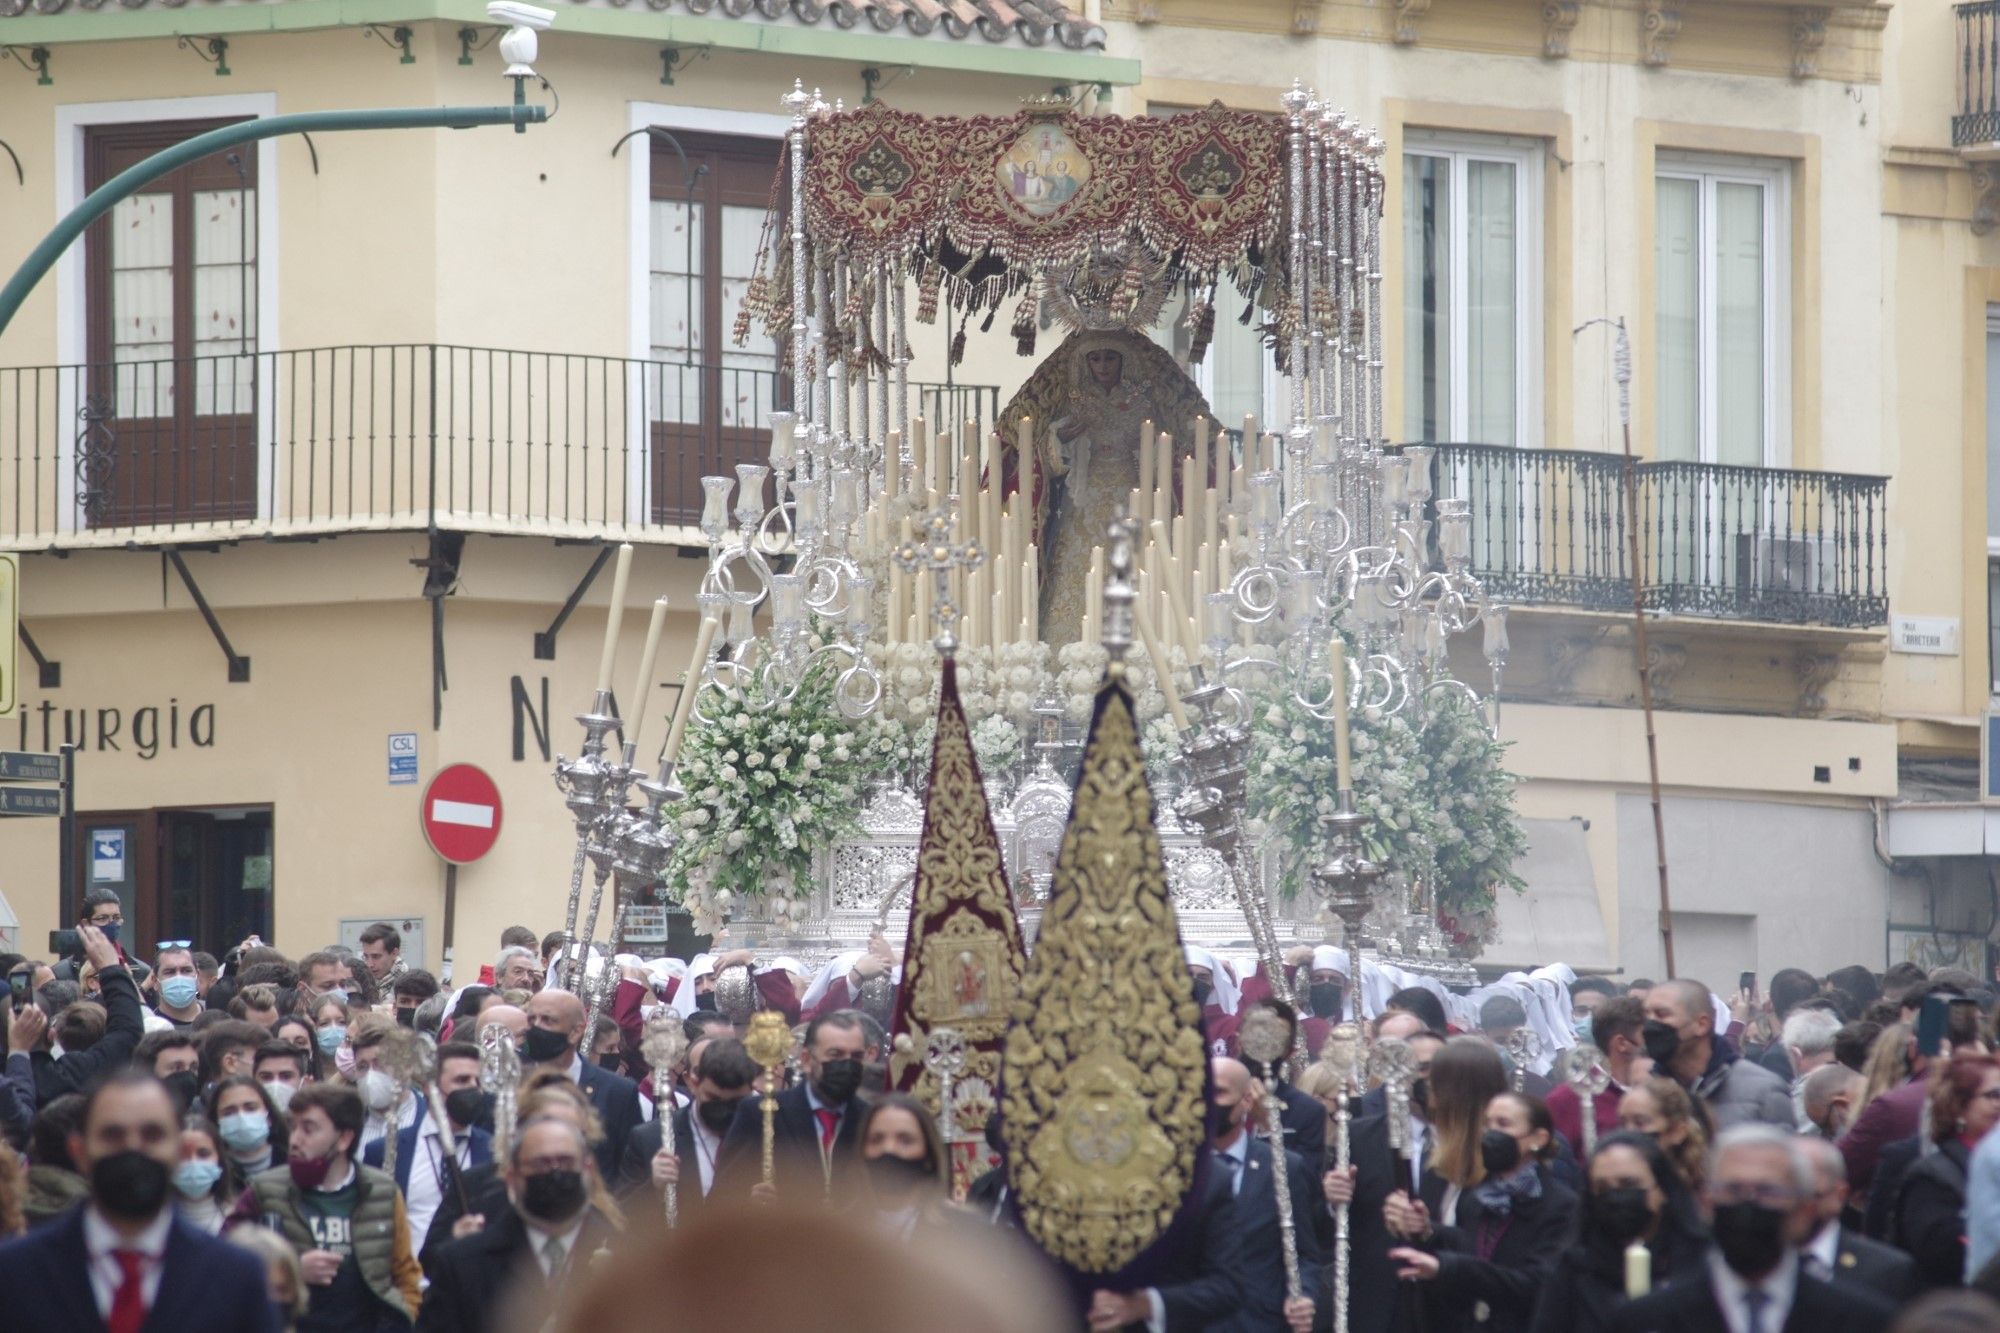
<box><xmin>30</xmin><ymin>965</ymin><xmax>145</xmax><ymax>1106</ymax></box>
<box><xmin>1605</xmin><ymin>1255</ymin><xmax>1892</xmax><ymax>1333</ymax></box>
<box><xmin>1149</xmin><ymin>1161</ymin><xmax>1250</xmax><ymax>1332</ymax></box>
<box><xmin>1426</xmin><ymin>1166</ymin><xmax>1578</xmax><ymax>1333</ymax></box>
<box><xmin>1206</xmin><ymin>1137</ymin><xmax>1324</xmax><ymax>1332</ymax></box>
<box><xmin>1860</xmin><ymin>1134</ymin><xmax>1920</xmax><ymax>1241</ymax></box>
<box><xmin>1272</xmin><ymin>1082</ymin><xmax>1328</xmax><ymax>1175</ymax></box>
<box><xmin>1892</xmin><ymin>1138</ymin><xmax>1972</xmax><ymax>1291</ymax></box>
<box><xmin>615</xmin><ymin>1104</ymin><xmax>716</xmax><ymax>1214</ymax></box>
<box><xmin>416</xmin><ymin>1205</ymin><xmax>615</xmax><ymax>1333</ymax></box>
<box><xmin>0</xmin><ymin>1204</ymin><xmax>280</xmax><ymax>1333</ymax></box>
<box><xmin>572</xmin><ymin>1059</ymin><xmax>645</xmax><ymax>1182</ymax></box>
<box><xmin>418</xmin><ymin>1164</ymin><xmax>508</xmax><ymax>1278</ymax></box>
<box><xmin>715</xmin><ymin>1082</ymin><xmax>863</xmax><ymax>1202</ymax></box>
<box><xmin>1334</xmin><ymin>1110</ymin><xmax>1455</xmax><ymax>1333</ymax></box>
<box><xmin>1813</xmin><ymin>1226</ymin><xmax>1915</xmax><ymax>1306</ymax></box>
<box><xmin>1527</xmin><ymin>1223</ymin><xmax>1708</xmax><ymax>1333</ymax></box>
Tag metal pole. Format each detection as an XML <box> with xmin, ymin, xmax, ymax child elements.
<box><xmin>440</xmin><ymin>862</ymin><xmax>458</xmax><ymax>988</ymax></box>
<box><xmin>57</xmin><ymin>744</ymin><xmax>75</xmax><ymax>924</ymax></box>
<box><xmin>0</xmin><ymin>104</ymin><xmax>548</xmax><ymax>340</ymax></box>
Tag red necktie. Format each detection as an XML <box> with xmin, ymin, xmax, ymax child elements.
<box><xmin>108</xmin><ymin>1249</ymin><xmax>146</xmax><ymax>1333</ymax></box>
<box><xmin>815</xmin><ymin>1108</ymin><xmax>838</xmax><ymax>1151</ymax></box>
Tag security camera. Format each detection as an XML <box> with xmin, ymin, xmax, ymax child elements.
<box><xmin>486</xmin><ymin>1</ymin><xmax>555</xmax><ymax>30</ymax></box>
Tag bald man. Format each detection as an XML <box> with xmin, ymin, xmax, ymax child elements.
<box><xmin>1795</xmin><ymin>1136</ymin><xmax>1914</xmax><ymax>1303</ymax></box>
<box><xmin>520</xmin><ymin>989</ymin><xmax>642</xmax><ymax>1179</ymax></box>
<box><xmin>1208</xmin><ymin>1057</ymin><xmax>1321</xmax><ymax>1333</ymax></box>
<box><xmin>1642</xmin><ymin>977</ymin><xmax>1793</xmax><ymax>1132</ymax></box>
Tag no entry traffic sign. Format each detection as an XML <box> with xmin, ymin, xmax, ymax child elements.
<box><xmin>420</xmin><ymin>763</ymin><xmax>503</xmax><ymax>865</ymax></box>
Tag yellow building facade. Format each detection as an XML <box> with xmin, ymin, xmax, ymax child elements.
<box><xmin>0</xmin><ymin>0</ymin><xmax>1982</xmax><ymax>986</ymax></box>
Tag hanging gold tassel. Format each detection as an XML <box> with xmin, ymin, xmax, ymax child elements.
<box><xmin>1011</xmin><ymin>285</ymin><xmax>1038</xmax><ymax>358</ymax></box>
<box><xmin>916</xmin><ymin>263</ymin><xmax>942</xmax><ymax>325</ymax></box>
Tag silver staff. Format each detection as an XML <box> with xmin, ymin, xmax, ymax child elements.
<box><xmin>376</xmin><ymin>1028</ymin><xmax>432</xmax><ymax>1184</ymax></box>
<box><xmin>1240</xmin><ymin>1008</ymin><xmax>1303</xmax><ymax>1305</ymax></box>
<box><xmin>1323</xmin><ymin>1022</ymin><xmax>1363</xmax><ymax>1333</ymax></box>
<box><xmin>641</xmin><ymin>1014</ymin><xmax>689</xmax><ymax>1226</ymax></box>
<box><xmin>478</xmin><ymin>1020</ymin><xmax>523</xmax><ymax>1162</ymax></box>
<box><xmin>1560</xmin><ymin>1043</ymin><xmax>1612</xmax><ymax>1156</ymax></box>
<box><xmin>1504</xmin><ymin>1027</ymin><xmax>1539</xmax><ymax>1095</ymax></box>
<box><xmin>924</xmin><ymin>1028</ymin><xmax>967</xmax><ymax>1145</ymax></box>
<box><xmin>1370</xmin><ymin>1035</ymin><xmax>1416</xmax><ymax>1188</ymax></box>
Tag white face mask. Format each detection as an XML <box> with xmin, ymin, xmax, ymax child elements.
<box><xmin>261</xmin><ymin>1080</ymin><xmax>298</xmax><ymax>1114</ymax></box>
<box><xmin>359</xmin><ymin>1068</ymin><xmax>398</xmax><ymax>1113</ymax></box>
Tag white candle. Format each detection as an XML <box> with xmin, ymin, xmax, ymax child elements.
<box><xmin>594</xmin><ymin>543</ymin><xmax>634</xmax><ymax>696</ymax></box>
<box><xmin>661</xmin><ymin>611</ymin><xmax>721</xmax><ymax>767</ymax></box>
<box><xmin>1134</xmin><ymin>601</ymin><xmax>1191</xmax><ymax>731</ymax></box>
<box><xmin>1147</xmin><ymin>519</ymin><xmax>1201</xmax><ymax>661</ymax></box>
<box><xmin>1138</xmin><ymin>418</ymin><xmax>1156</xmax><ymax>495</ymax></box>
<box><xmin>885</xmin><ymin>429</ymin><xmax>902</xmax><ymax>499</ymax></box>
<box><xmin>1022</xmin><ymin>548</ymin><xmax>1038</xmax><ymax>644</ymax></box>
<box><xmin>1330</xmin><ymin>636</ymin><xmax>1352</xmax><ymax>791</ymax></box>
<box><xmin>626</xmin><ymin>596</ymin><xmax>669</xmax><ymax>753</ymax></box>
<box><xmin>1084</xmin><ymin>547</ymin><xmax>1104</xmax><ymax>645</ymax></box>
<box><xmin>1624</xmin><ymin>1241</ymin><xmax>1650</xmax><ymax>1298</ymax></box>
<box><xmin>1154</xmin><ymin>432</ymin><xmax>1174</xmax><ymax>526</ymax></box>
<box><xmin>1018</xmin><ymin>416</ymin><xmax>1038</xmax><ymax>516</ymax></box>
<box><xmin>927</xmin><ymin>425</ymin><xmax>944</xmax><ymax>501</ymax></box>
<box><xmin>992</xmin><ymin>587</ymin><xmax>1007</xmax><ymax>648</ymax></box>
<box><xmin>1193</xmin><ymin>419</ymin><xmax>1210</xmax><ymax>506</ymax></box>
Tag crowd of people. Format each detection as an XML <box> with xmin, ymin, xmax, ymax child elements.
<box><xmin>5</xmin><ymin>886</ymin><xmax>2000</xmax><ymax>1331</ymax></box>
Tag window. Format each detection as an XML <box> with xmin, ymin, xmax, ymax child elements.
<box><xmin>647</xmin><ymin>133</ymin><xmax>785</xmax><ymax>524</ymax></box>
<box><xmin>1402</xmin><ymin>132</ymin><xmax>1542</xmax><ymax>446</ymax></box>
<box><xmin>84</xmin><ymin>119</ymin><xmax>259</xmax><ymax>526</ymax></box>
<box><xmin>1654</xmin><ymin>152</ymin><xmax>1789</xmax><ymax>467</ymax></box>
<box><xmin>74</xmin><ymin>807</ymin><xmax>273</xmax><ymax>950</ymax></box>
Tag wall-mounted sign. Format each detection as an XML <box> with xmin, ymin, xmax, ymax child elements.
<box><xmin>388</xmin><ymin>731</ymin><xmax>418</xmax><ymax>785</ymax></box>
<box><xmin>91</xmin><ymin>829</ymin><xmax>126</xmax><ymax>882</ymax></box>
<box><xmin>1892</xmin><ymin>615</ymin><xmax>1960</xmax><ymax>656</ymax></box>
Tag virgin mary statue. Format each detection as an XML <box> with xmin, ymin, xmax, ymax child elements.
<box><xmin>997</xmin><ymin>328</ymin><xmax>1214</xmax><ymax>646</ymax></box>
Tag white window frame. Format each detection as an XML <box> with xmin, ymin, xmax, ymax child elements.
<box><xmin>53</xmin><ymin>93</ymin><xmax>280</xmax><ymax>532</ymax></box>
<box><xmin>624</xmin><ymin>101</ymin><xmax>789</xmax><ymax>527</ymax></box>
<box><xmin>1401</xmin><ymin>129</ymin><xmax>1543</xmax><ymax>448</ymax></box>
<box><xmin>1654</xmin><ymin>150</ymin><xmax>1792</xmax><ymax>469</ymax></box>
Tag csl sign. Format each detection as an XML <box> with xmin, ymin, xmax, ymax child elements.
<box><xmin>420</xmin><ymin>763</ymin><xmax>503</xmax><ymax>864</ymax></box>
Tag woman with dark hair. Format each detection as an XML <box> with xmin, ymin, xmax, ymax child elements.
<box><xmin>1386</xmin><ymin>1037</ymin><xmax>1509</xmax><ymax>1239</ymax></box>
<box><xmin>272</xmin><ymin>1015</ymin><xmax>322</xmax><ymax>1082</ymax></box>
<box><xmin>1616</xmin><ymin>1075</ymin><xmax>1709</xmax><ymax>1193</ymax></box>
<box><xmin>205</xmin><ymin>1073</ymin><xmax>287</xmax><ymax>1193</ymax></box>
<box><xmin>1528</xmin><ymin>1131</ymin><xmax>1708</xmax><ymax>1333</ymax></box>
<box><xmin>445</xmin><ymin>985</ymin><xmax>496</xmax><ymax>1042</ymax></box>
<box><xmin>855</xmin><ymin>1092</ymin><xmax>958</xmax><ymax>1238</ymax></box>
<box><xmin>1896</xmin><ymin>1050</ymin><xmax>2000</xmax><ymax>1290</ymax></box>
<box><xmin>172</xmin><ymin>1116</ymin><xmax>230</xmax><ymax>1233</ymax></box>
<box><xmin>1388</xmin><ymin>1091</ymin><xmax>1578</xmax><ymax>1333</ymax></box>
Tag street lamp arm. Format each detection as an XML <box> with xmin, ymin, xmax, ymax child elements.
<box><xmin>0</xmin><ymin>102</ymin><xmax>548</xmax><ymax>341</ymax></box>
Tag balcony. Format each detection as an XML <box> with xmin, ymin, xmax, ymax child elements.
<box><xmin>0</xmin><ymin>346</ymin><xmax>998</xmax><ymax>550</ymax></box>
<box><xmin>1959</xmin><ymin>2</ymin><xmax>2000</xmax><ymax>150</ymax></box>
<box><xmin>1405</xmin><ymin>443</ymin><xmax>1888</xmax><ymax>630</ymax></box>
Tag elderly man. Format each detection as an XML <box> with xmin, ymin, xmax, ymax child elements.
<box><xmin>1643</xmin><ymin>978</ymin><xmax>1794</xmax><ymax>1132</ymax></box>
<box><xmin>493</xmin><ymin>947</ymin><xmax>542</xmax><ymax>994</ymax></box>
<box><xmin>1800</xmin><ymin>1063</ymin><xmax>1863</xmax><ymax>1142</ymax></box>
<box><xmin>1608</xmin><ymin>1125</ymin><xmax>1892</xmax><ymax>1333</ymax></box>
<box><xmin>520</xmin><ymin>989</ymin><xmax>642</xmax><ymax>1179</ymax></box>
<box><xmin>1794</xmin><ymin>1137</ymin><xmax>1913</xmax><ymax>1303</ymax></box>
<box><xmin>1780</xmin><ymin>1009</ymin><xmax>1842</xmax><ymax>1131</ymax></box>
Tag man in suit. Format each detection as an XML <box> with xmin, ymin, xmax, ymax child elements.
<box><xmin>717</xmin><ymin>1009</ymin><xmax>867</xmax><ymax>1202</ymax></box>
<box><xmin>618</xmin><ymin>1035</ymin><xmax>755</xmax><ymax>1211</ymax></box>
<box><xmin>1202</xmin><ymin>1057</ymin><xmax>1321</xmax><ymax>1333</ymax></box>
<box><xmin>0</xmin><ymin>1068</ymin><xmax>279</xmax><ymax>1333</ymax></box>
<box><xmin>520</xmin><ymin>988</ymin><xmax>643</xmax><ymax>1180</ymax></box>
<box><xmin>1794</xmin><ymin>1136</ymin><xmax>1914</xmax><ymax>1303</ymax></box>
<box><xmin>418</xmin><ymin>1116</ymin><xmax>616</xmax><ymax>1333</ymax></box>
<box><xmin>363</xmin><ymin>1042</ymin><xmax>494</xmax><ymax>1261</ymax></box>
<box><xmin>1321</xmin><ymin>1029</ymin><xmax>1447</xmax><ymax>1333</ymax></box>
<box><xmin>1243</xmin><ymin>998</ymin><xmax>1328</xmax><ymax>1176</ymax></box>
<box><xmin>1609</xmin><ymin>1124</ymin><xmax>1894</xmax><ymax>1333</ymax></box>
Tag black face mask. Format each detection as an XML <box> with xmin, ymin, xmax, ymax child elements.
<box><xmin>814</xmin><ymin>1057</ymin><xmax>863</xmax><ymax>1105</ymax></box>
<box><xmin>1191</xmin><ymin>979</ymin><xmax>1214</xmax><ymax>1008</ymax></box>
<box><xmin>1641</xmin><ymin>1020</ymin><xmax>1683</xmax><ymax>1066</ymax></box>
<box><xmin>693</xmin><ymin>992</ymin><xmax>717</xmax><ymax>1013</ymax></box>
<box><xmin>520</xmin><ymin>1025</ymin><xmax>571</xmax><ymax>1065</ymax></box>
<box><xmin>596</xmin><ymin>1053</ymin><xmax>623</xmax><ymax>1076</ymax></box>
<box><xmin>395</xmin><ymin>1008</ymin><xmax>417</xmax><ymax>1029</ymax></box>
<box><xmin>161</xmin><ymin>1070</ymin><xmax>201</xmax><ymax>1114</ymax></box>
<box><xmin>519</xmin><ymin>1169</ymin><xmax>588</xmax><ymax>1224</ymax></box>
<box><xmin>92</xmin><ymin>1150</ymin><xmax>170</xmax><ymax>1221</ymax></box>
<box><xmin>1589</xmin><ymin>1186</ymin><xmax>1656</xmax><ymax>1244</ymax></box>
<box><xmin>1710</xmin><ymin>1201</ymin><xmax>1789</xmax><ymax>1278</ymax></box>
<box><xmin>865</xmin><ymin>1152</ymin><xmax>932</xmax><ymax>1200</ymax></box>
<box><xmin>444</xmin><ymin>1087</ymin><xmax>494</xmax><ymax>1131</ymax></box>
<box><xmin>1409</xmin><ymin>1078</ymin><xmax>1431</xmax><ymax>1117</ymax></box>
<box><xmin>697</xmin><ymin>1097</ymin><xmax>741</xmax><ymax>1134</ymax></box>
<box><xmin>1479</xmin><ymin>1129</ymin><xmax>1522</xmax><ymax>1177</ymax></box>
<box><xmin>1206</xmin><ymin>1102</ymin><xmax>1239</xmax><ymax>1140</ymax></box>
<box><xmin>1309</xmin><ymin>982</ymin><xmax>1344</xmax><ymax>1020</ymax></box>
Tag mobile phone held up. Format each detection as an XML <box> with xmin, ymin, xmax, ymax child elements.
<box><xmin>1917</xmin><ymin>993</ymin><xmax>1951</xmax><ymax>1058</ymax></box>
<box><xmin>6</xmin><ymin>969</ymin><xmax>31</xmax><ymax>1015</ymax></box>
<box><xmin>1739</xmin><ymin>971</ymin><xmax>1757</xmax><ymax>1001</ymax></box>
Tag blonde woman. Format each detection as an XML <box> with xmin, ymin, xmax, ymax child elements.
<box><xmin>227</xmin><ymin>1225</ymin><xmax>310</xmax><ymax>1331</ymax></box>
<box><xmin>1615</xmin><ymin>1075</ymin><xmax>1709</xmax><ymax>1193</ymax></box>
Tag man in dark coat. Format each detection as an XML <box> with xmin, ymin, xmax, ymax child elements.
<box><xmin>1609</xmin><ymin>1125</ymin><xmax>1892</xmax><ymax>1333</ymax></box>
<box><xmin>716</xmin><ymin>1010</ymin><xmax>867</xmax><ymax>1202</ymax></box>
<box><xmin>1796</xmin><ymin>1136</ymin><xmax>1914</xmax><ymax>1304</ymax></box>
<box><xmin>520</xmin><ymin>988</ymin><xmax>643</xmax><ymax>1181</ymax></box>
<box><xmin>0</xmin><ymin>1070</ymin><xmax>279</xmax><ymax>1333</ymax></box>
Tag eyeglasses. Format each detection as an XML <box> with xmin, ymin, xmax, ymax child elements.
<box><xmin>156</xmin><ymin>939</ymin><xmax>192</xmax><ymax>951</ymax></box>
<box><xmin>87</xmin><ymin>914</ymin><xmax>124</xmax><ymax>926</ymax></box>
<box><xmin>1711</xmin><ymin>1182</ymin><xmax>1799</xmax><ymax>1208</ymax></box>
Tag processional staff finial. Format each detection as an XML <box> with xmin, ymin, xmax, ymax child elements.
<box><xmin>893</xmin><ymin>504</ymin><xmax>985</xmax><ymax>659</ymax></box>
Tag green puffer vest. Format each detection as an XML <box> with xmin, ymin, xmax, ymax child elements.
<box><xmin>244</xmin><ymin>1162</ymin><xmax>411</xmax><ymax>1319</ymax></box>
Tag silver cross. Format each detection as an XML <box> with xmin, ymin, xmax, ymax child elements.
<box><xmin>893</xmin><ymin>505</ymin><xmax>984</xmax><ymax>657</ymax></box>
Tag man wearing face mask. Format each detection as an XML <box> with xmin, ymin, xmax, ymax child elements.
<box><xmin>520</xmin><ymin>989</ymin><xmax>643</xmax><ymax>1181</ymax></box>
<box><xmin>618</xmin><ymin>1036</ymin><xmax>755</xmax><ymax>1210</ymax></box>
<box><xmin>1183</xmin><ymin>946</ymin><xmax>1243</xmax><ymax>1057</ymax></box>
<box><xmin>1641</xmin><ymin>979</ymin><xmax>1794</xmax><ymax>1133</ymax></box>
<box><xmin>52</xmin><ymin>889</ymin><xmax>134</xmax><ymax>981</ymax></box>
<box><xmin>350</xmin><ymin>1024</ymin><xmax>423</xmax><ymax>1154</ymax></box>
<box><xmin>718</xmin><ymin>1010</ymin><xmax>868</xmax><ymax>1201</ymax></box>
<box><xmin>138</xmin><ymin>1029</ymin><xmax>204</xmax><ymax>1114</ymax></box>
<box><xmin>1549</xmin><ymin>996</ymin><xmax>1644</xmax><ymax>1159</ymax></box>
<box><xmin>1201</xmin><ymin>1057</ymin><xmax>1322</xmax><ymax>1333</ymax></box>
<box><xmin>418</xmin><ymin>1116</ymin><xmax>615</xmax><ymax>1333</ymax></box>
<box><xmin>1322</xmin><ymin>1029</ymin><xmax>1447</xmax><ymax>1333</ymax></box>
<box><xmin>153</xmin><ymin>946</ymin><xmax>205</xmax><ymax>1028</ymax></box>
<box><xmin>0</xmin><ymin>1070</ymin><xmax>280</xmax><ymax>1331</ymax></box>
<box><xmin>1793</xmin><ymin>1137</ymin><xmax>1913</xmax><ymax>1303</ymax></box>
<box><xmin>1607</xmin><ymin>1125</ymin><xmax>1892</xmax><ymax>1333</ymax></box>
<box><xmin>362</xmin><ymin>1041</ymin><xmax>492</xmax><ymax>1265</ymax></box>
<box><xmin>227</xmin><ymin>1080</ymin><xmax>423</xmax><ymax>1331</ymax></box>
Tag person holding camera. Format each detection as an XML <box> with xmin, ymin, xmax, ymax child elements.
<box><xmin>29</xmin><ymin>925</ymin><xmax>143</xmax><ymax>1109</ymax></box>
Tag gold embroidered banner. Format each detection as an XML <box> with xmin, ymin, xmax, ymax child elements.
<box><xmin>1000</xmin><ymin>675</ymin><xmax>1208</xmax><ymax>1274</ymax></box>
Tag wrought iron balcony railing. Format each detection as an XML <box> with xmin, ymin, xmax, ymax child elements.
<box><xmin>1958</xmin><ymin>1</ymin><xmax>2000</xmax><ymax>148</ymax></box>
<box><xmin>1404</xmin><ymin>443</ymin><xmax>1888</xmax><ymax>630</ymax></box>
<box><xmin>0</xmin><ymin>345</ymin><xmax>999</xmax><ymax>548</ymax></box>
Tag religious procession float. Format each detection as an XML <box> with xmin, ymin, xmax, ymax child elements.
<box><xmin>492</xmin><ymin>81</ymin><xmax>1598</xmax><ymax>1312</ymax></box>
